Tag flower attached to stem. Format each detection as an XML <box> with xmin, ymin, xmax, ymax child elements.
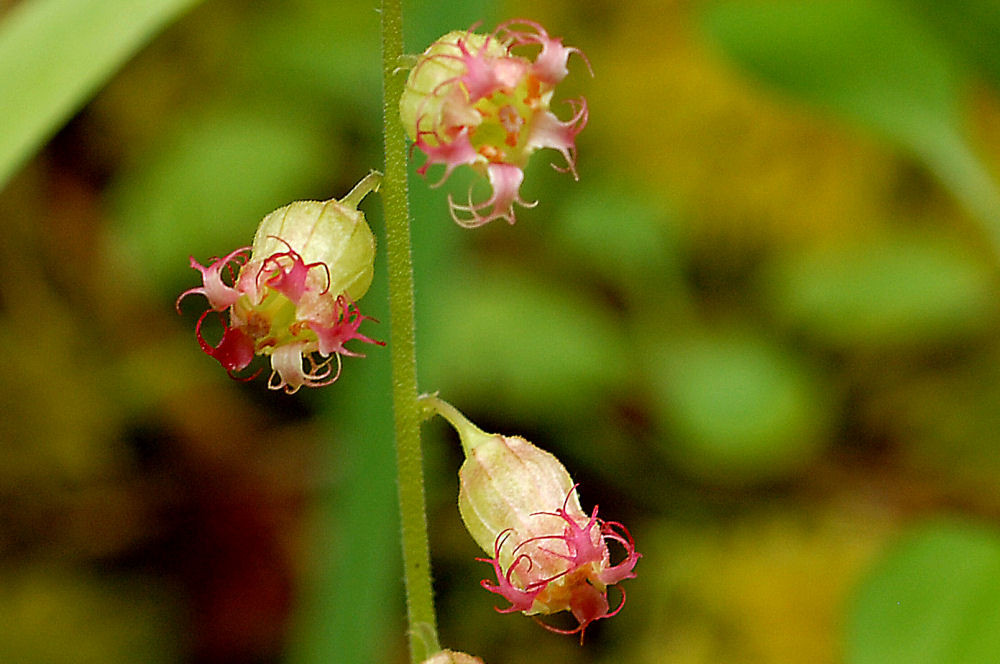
<box><xmin>422</xmin><ymin>395</ymin><xmax>639</xmax><ymax>641</ymax></box>
<box><xmin>400</xmin><ymin>20</ymin><xmax>591</xmax><ymax>227</ymax></box>
<box><xmin>177</xmin><ymin>172</ymin><xmax>384</xmax><ymax>393</ymax></box>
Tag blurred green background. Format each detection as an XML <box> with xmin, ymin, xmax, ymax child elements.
<box><xmin>3</xmin><ymin>0</ymin><xmax>1000</xmax><ymax>662</ymax></box>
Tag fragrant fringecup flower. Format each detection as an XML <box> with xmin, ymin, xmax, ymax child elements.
<box><xmin>423</xmin><ymin>395</ymin><xmax>639</xmax><ymax>640</ymax></box>
<box><xmin>400</xmin><ymin>20</ymin><xmax>590</xmax><ymax>227</ymax></box>
<box><xmin>177</xmin><ymin>172</ymin><xmax>383</xmax><ymax>394</ymax></box>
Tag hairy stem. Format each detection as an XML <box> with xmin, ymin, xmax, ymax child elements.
<box><xmin>380</xmin><ymin>1</ymin><xmax>440</xmax><ymax>662</ymax></box>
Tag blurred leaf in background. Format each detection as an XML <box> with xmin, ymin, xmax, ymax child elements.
<box><xmin>0</xmin><ymin>565</ymin><xmax>181</xmax><ymax>664</ymax></box>
<box><xmin>760</xmin><ymin>229</ymin><xmax>997</xmax><ymax>350</ymax></box>
<box><xmin>645</xmin><ymin>327</ymin><xmax>833</xmax><ymax>483</ymax></box>
<box><xmin>0</xmin><ymin>0</ymin><xmax>203</xmax><ymax>187</ymax></box>
<box><xmin>700</xmin><ymin>0</ymin><xmax>1000</xmax><ymax>249</ymax></box>
<box><xmin>847</xmin><ymin>519</ymin><xmax>1000</xmax><ymax>664</ymax></box>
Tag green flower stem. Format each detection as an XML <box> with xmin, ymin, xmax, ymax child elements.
<box><xmin>380</xmin><ymin>1</ymin><xmax>440</xmax><ymax>662</ymax></box>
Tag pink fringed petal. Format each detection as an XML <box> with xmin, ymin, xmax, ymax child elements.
<box><xmin>193</xmin><ymin>310</ymin><xmax>257</xmax><ymax>377</ymax></box>
<box><xmin>498</xmin><ymin>19</ymin><xmax>592</xmax><ymax>85</ymax></box>
<box><xmin>307</xmin><ymin>295</ymin><xmax>384</xmax><ymax>358</ymax></box>
<box><xmin>258</xmin><ymin>238</ymin><xmax>331</xmax><ymax>304</ymax></box>
<box><xmin>267</xmin><ymin>343</ymin><xmax>338</xmax><ymax>395</ymax></box>
<box><xmin>528</xmin><ymin>488</ymin><xmax>640</xmax><ymax>586</ymax></box>
<box><xmin>414</xmin><ymin>127</ymin><xmax>483</xmax><ymax>183</ymax></box>
<box><xmin>477</xmin><ymin>530</ymin><xmax>547</xmax><ymax>613</ymax></box>
<box><xmin>525</xmin><ymin>99</ymin><xmax>588</xmax><ymax>179</ymax></box>
<box><xmin>448</xmin><ymin>162</ymin><xmax>537</xmax><ymax>227</ymax></box>
<box><xmin>517</xmin><ymin>488</ymin><xmax>603</xmax><ymax>571</ymax></box>
<box><xmin>536</xmin><ymin>584</ymin><xmax>623</xmax><ymax>645</ymax></box>
<box><xmin>453</xmin><ymin>28</ymin><xmax>525</xmax><ymax>101</ymax></box>
<box><xmin>596</xmin><ymin>520</ymin><xmax>641</xmax><ymax>585</ymax></box>
<box><xmin>176</xmin><ymin>246</ymin><xmax>250</xmax><ymax>312</ymax></box>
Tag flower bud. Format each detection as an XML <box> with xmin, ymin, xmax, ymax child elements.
<box><xmin>177</xmin><ymin>172</ymin><xmax>383</xmax><ymax>393</ymax></box>
<box><xmin>424</xmin><ymin>395</ymin><xmax>639</xmax><ymax>640</ymax></box>
<box><xmin>400</xmin><ymin>20</ymin><xmax>590</xmax><ymax>227</ymax></box>
<box><xmin>421</xmin><ymin>650</ymin><xmax>487</xmax><ymax>664</ymax></box>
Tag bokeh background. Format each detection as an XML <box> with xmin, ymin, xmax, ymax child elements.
<box><xmin>3</xmin><ymin>0</ymin><xmax>1000</xmax><ymax>662</ymax></box>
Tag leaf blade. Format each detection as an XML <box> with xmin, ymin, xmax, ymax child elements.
<box><xmin>0</xmin><ymin>0</ymin><xmax>202</xmax><ymax>189</ymax></box>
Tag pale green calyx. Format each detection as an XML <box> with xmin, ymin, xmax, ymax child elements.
<box><xmin>251</xmin><ymin>171</ymin><xmax>381</xmax><ymax>301</ymax></box>
<box><xmin>420</xmin><ymin>394</ymin><xmax>580</xmax><ymax>557</ymax></box>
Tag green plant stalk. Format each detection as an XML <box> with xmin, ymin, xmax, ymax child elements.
<box><xmin>380</xmin><ymin>1</ymin><xmax>441</xmax><ymax>662</ymax></box>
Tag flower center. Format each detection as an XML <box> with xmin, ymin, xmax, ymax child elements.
<box><xmin>234</xmin><ymin>290</ymin><xmax>319</xmax><ymax>355</ymax></box>
<box><xmin>470</xmin><ymin>79</ymin><xmax>539</xmax><ymax>165</ymax></box>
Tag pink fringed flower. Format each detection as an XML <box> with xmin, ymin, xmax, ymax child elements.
<box><xmin>400</xmin><ymin>20</ymin><xmax>591</xmax><ymax>227</ymax></box>
<box><xmin>425</xmin><ymin>396</ymin><xmax>639</xmax><ymax>641</ymax></box>
<box><xmin>177</xmin><ymin>173</ymin><xmax>384</xmax><ymax>394</ymax></box>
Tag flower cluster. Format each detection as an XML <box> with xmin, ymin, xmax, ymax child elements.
<box><xmin>176</xmin><ymin>13</ymin><xmax>632</xmax><ymax>655</ymax></box>
<box><xmin>177</xmin><ymin>173</ymin><xmax>383</xmax><ymax>393</ymax></box>
<box><xmin>400</xmin><ymin>20</ymin><xmax>590</xmax><ymax>227</ymax></box>
<box><xmin>425</xmin><ymin>396</ymin><xmax>639</xmax><ymax>640</ymax></box>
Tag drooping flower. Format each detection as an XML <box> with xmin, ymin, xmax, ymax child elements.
<box><xmin>400</xmin><ymin>20</ymin><xmax>591</xmax><ymax>227</ymax></box>
<box><xmin>423</xmin><ymin>395</ymin><xmax>639</xmax><ymax>640</ymax></box>
<box><xmin>177</xmin><ymin>172</ymin><xmax>383</xmax><ymax>394</ymax></box>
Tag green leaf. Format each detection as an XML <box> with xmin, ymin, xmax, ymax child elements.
<box><xmin>0</xmin><ymin>0</ymin><xmax>202</xmax><ymax>189</ymax></box>
<box><xmin>106</xmin><ymin>104</ymin><xmax>332</xmax><ymax>291</ymax></box>
<box><xmin>420</xmin><ymin>264</ymin><xmax>629</xmax><ymax>423</ymax></box>
<box><xmin>700</xmin><ymin>0</ymin><xmax>1000</xmax><ymax>252</ymax></box>
<box><xmin>761</xmin><ymin>231</ymin><xmax>996</xmax><ymax>349</ymax></box>
<box><xmin>847</xmin><ymin>519</ymin><xmax>1000</xmax><ymax>664</ymax></box>
<box><xmin>550</xmin><ymin>181</ymin><xmax>685</xmax><ymax>304</ymax></box>
<box><xmin>896</xmin><ymin>0</ymin><xmax>1000</xmax><ymax>88</ymax></box>
<box><xmin>701</xmin><ymin>0</ymin><xmax>959</xmax><ymax>145</ymax></box>
<box><xmin>647</xmin><ymin>328</ymin><xmax>831</xmax><ymax>482</ymax></box>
